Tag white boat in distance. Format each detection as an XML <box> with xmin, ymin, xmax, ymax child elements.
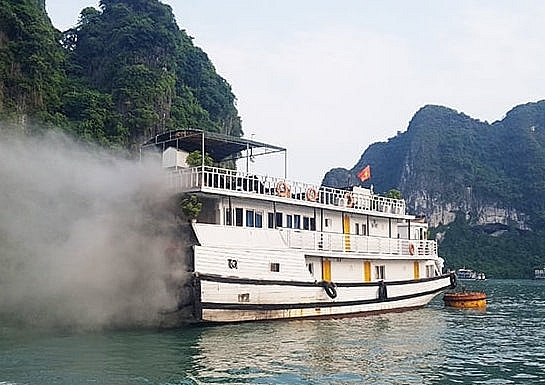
<box><xmin>143</xmin><ymin>129</ymin><xmax>456</xmax><ymax>323</ymax></box>
<box><xmin>456</xmin><ymin>268</ymin><xmax>486</xmax><ymax>281</ymax></box>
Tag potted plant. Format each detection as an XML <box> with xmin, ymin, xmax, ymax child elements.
<box><xmin>178</xmin><ymin>194</ymin><xmax>202</xmax><ymax>222</ymax></box>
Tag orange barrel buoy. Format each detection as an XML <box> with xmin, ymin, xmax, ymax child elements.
<box><xmin>443</xmin><ymin>291</ymin><xmax>487</xmax><ymax>309</ymax></box>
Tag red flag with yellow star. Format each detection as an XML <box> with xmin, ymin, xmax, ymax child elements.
<box><xmin>357</xmin><ymin>165</ymin><xmax>371</xmax><ymax>182</ymax></box>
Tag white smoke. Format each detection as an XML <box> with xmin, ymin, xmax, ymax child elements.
<box><xmin>0</xmin><ymin>128</ymin><xmax>185</xmax><ymax>330</ymax></box>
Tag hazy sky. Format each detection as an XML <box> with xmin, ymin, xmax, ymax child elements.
<box><xmin>45</xmin><ymin>1</ymin><xmax>545</xmax><ymax>184</ymax></box>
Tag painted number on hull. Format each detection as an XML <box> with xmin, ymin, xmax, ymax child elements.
<box><xmin>228</xmin><ymin>259</ymin><xmax>238</xmax><ymax>269</ymax></box>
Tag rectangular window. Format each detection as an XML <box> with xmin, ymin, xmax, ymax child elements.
<box><xmin>275</xmin><ymin>212</ymin><xmax>283</xmax><ymax>227</ymax></box>
<box><xmin>294</xmin><ymin>214</ymin><xmax>301</xmax><ymax>229</ymax></box>
<box><xmin>362</xmin><ymin>224</ymin><xmax>367</xmax><ymax>236</ymax></box>
<box><xmin>286</xmin><ymin>214</ymin><xmax>293</xmax><ymax>228</ymax></box>
<box><xmin>225</xmin><ymin>208</ymin><xmax>232</xmax><ymax>226</ymax></box>
<box><xmin>426</xmin><ymin>265</ymin><xmax>434</xmax><ymax>278</ymax></box>
<box><xmin>355</xmin><ymin>223</ymin><xmax>360</xmax><ymax>235</ymax></box>
<box><xmin>325</xmin><ymin>218</ymin><xmax>330</xmax><ymax>227</ymax></box>
<box><xmin>303</xmin><ymin>216</ymin><xmax>310</xmax><ymax>230</ymax></box>
<box><xmin>235</xmin><ymin>208</ymin><xmax>243</xmax><ymax>227</ymax></box>
<box><xmin>246</xmin><ymin>210</ymin><xmax>254</xmax><ymax>227</ymax></box>
<box><xmin>255</xmin><ymin>211</ymin><xmax>263</xmax><ymax>228</ymax></box>
<box><xmin>310</xmin><ymin>218</ymin><xmax>316</xmax><ymax>231</ymax></box>
<box><xmin>270</xmin><ymin>262</ymin><xmax>280</xmax><ymax>272</ymax></box>
<box><xmin>268</xmin><ymin>212</ymin><xmax>274</xmax><ymax>228</ymax></box>
<box><xmin>375</xmin><ymin>265</ymin><xmax>386</xmax><ymax>280</ymax></box>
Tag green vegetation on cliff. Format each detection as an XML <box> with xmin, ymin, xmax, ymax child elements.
<box><xmin>324</xmin><ymin>102</ymin><xmax>545</xmax><ymax>278</ymax></box>
<box><xmin>0</xmin><ymin>0</ymin><xmax>65</xmax><ymax>121</ymax></box>
<box><xmin>0</xmin><ymin>0</ymin><xmax>241</xmax><ymax>151</ymax></box>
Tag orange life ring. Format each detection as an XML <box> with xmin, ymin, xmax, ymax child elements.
<box><xmin>344</xmin><ymin>192</ymin><xmax>354</xmax><ymax>208</ymax></box>
<box><xmin>409</xmin><ymin>243</ymin><xmax>415</xmax><ymax>255</ymax></box>
<box><xmin>306</xmin><ymin>187</ymin><xmax>317</xmax><ymax>202</ymax></box>
<box><xmin>275</xmin><ymin>181</ymin><xmax>290</xmax><ymax>197</ymax></box>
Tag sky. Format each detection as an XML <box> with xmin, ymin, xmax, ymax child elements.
<box><xmin>45</xmin><ymin>1</ymin><xmax>545</xmax><ymax>184</ymax></box>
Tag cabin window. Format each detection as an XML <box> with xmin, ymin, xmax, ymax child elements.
<box><xmin>255</xmin><ymin>211</ymin><xmax>263</xmax><ymax>228</ymax></box>
<box><xmin>375</xmin><ymin>265</ymin><xmax>386</xmax><ymax>280</ymax></box>
<box><xmin>325</xmin><ymin>218</ymin><xmax>330</xmax><ymax>227</ymax></box>
<box><xmin>235</xmin><ymin>208</ymin><xmax>243</xmax><ymax>227</ymax></box>
<box><xmin>294</xmin><ymin>214</ymin><xmax>301</xmax><ymax>229</ymax></box>
<box><xmin>355</xmin><ymin>223</ymin><xmax>360</xmax><ymax>235</ymax></box>
<box><xmin>270</xmin><ymin>262</ymin><xmax>280</xmax><ymax>272</ymax></box>
<box><xmin>225</xmin><ymin>208</ymin><xmax>232</xmax><ymax>226</ymax></box>
<box><xmin>362</xmin><ymin>224</ymin><xmax>367</xmax><ymax>236</ymax></box>
<box><xmin>426</xmin><ymin>265</ymin><xmax>435</xmax><ymax>277</ymax></box>
<box><xmin>268</xmin><ymin>212</ymin><xmax>274</xmax><ymax>228</ymax></box>
<box><xmin>246</xmin><ymin>210</ymin><xmax>254</xmax><ymax>227</ymax></box>
<box><xmin>307</xmin><ymin>262</ymin><xmax>314</xmax><ymax>275</ymax></box>
<box><xmin>286</xmin><ymin>214</ymin><xmax>293</xmax><ymax>228</ymax></box>
<box><xmin>303</xmin><ymin>216</ymin><xmax>310</xmax><ymax>230</ymax></box>
<box><xmin>275</xmin><ymin>212</ymin><xmax>283</xmax><ymax>227</ymax></box>
<box><xmin>310</xmin><ymin>218</ymin><xmax>316</xmax><ymax>231</ymax></box>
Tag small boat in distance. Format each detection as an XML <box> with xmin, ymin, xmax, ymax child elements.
<box><xmin>456</xmin><ymin>268</ymin><xmax>476</xmax><ymax>280</ymax></box>
<box><xmin>456</xmin><ymin>268</ymin><xmax>486</xmax><ymax>281</ymax></box>
<box><xmin>535</xmin><ymin>267</ymin><xmax>545</xmax><ymax>279</ymax></box>
<box><xmin>143</xmin><ymin>129</ymin><xmax>456</xmax><ymax>323</ymax></box>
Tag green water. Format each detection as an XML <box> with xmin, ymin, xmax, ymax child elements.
<box><xmin>1</xmin><ymin>280</ymin><xmax>544</xmax><ymax>384</ymax></box>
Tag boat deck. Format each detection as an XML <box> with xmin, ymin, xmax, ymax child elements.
<box><xmin>166</xmin><ymin>166</ymin><xmax>408</xmax><ymax>218</ymax></box>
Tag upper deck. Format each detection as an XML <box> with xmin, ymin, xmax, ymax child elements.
<box><xmin>166</xmin><ymin>165</ymin><xmax>410</xmax><ymax>219</ymax></box>
<box><xmin>143</xmin><ymin>129</ymin><xmax>412</xmax><ymax>220</ymax></box>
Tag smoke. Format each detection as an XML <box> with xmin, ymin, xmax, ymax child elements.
<box><xmin>0</xmin><ymin>128</ymin><xmax>186</xmax><ymax>330</ymax></box>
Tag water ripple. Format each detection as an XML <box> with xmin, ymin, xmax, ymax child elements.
<box><xmin>1</xmin><ymin>280</ymin><xmax>545</xmax><ymax>384</ymax></box>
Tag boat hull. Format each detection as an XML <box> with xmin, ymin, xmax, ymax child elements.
<box><xmin>195</xmin><ymin>274</ymin><xmax>454</xmax><ymax>322</ymax></box>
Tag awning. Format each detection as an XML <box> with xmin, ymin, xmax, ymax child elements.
<box><xmin>141</xmin><ymin>129</ymin><xmax>286</xmax><ymax>162</ymax></box>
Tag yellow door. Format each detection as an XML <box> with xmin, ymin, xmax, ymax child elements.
<box><xmin>363</xmin><ymin>261</ymin><xmax>371</xmax><ymax>282</ymax></box>
<box><xmin>413</xmin><ymin>261</ymin><xmax>420</xmax><ymax>279</ymax></box>
<box><xmin>322</xmin><ymin>260</ymin><xmax>331</xmax><ymax>282</ymax></box>
<box><xmin>343</xmin><ymin>214</ymin><xmax>351</xmax><ymax>251</ymax></box>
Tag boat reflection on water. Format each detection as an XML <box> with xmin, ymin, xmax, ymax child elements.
<box><xmin>191</xmin><ymin>309</ymin><xmax>446</xmax><ymax>383</ymax></box>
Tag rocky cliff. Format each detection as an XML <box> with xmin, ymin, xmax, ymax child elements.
<box><xmin>323</xmin><ymin>101</ymin><xmax>545</xmax><ymax>277</ymax></box>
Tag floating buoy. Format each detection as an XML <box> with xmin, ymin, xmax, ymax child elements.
<box><xmin>443</xmin><ymin>291</ymin><xmax>487</xmax><ymax>309</ymax></box>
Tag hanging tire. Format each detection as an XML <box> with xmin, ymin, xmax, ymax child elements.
<box><xmin>378</xmin><ymin>280</ymin><xmax>388</xmax><ymax>300</ymax></box>
<box><xmin>450</xmin><ymin>272</ymin><xmax>457</xmax><ymax>289</ymax></box>
<box><xmin>323</xmin><ymin>282</ymin><xmax>337</xmax><ymax>299</ymax></box>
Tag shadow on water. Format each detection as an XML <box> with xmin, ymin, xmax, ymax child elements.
<box><xmin>0</xmin><ymin>324</ymin><xmax>203</xmax><ymax>385</ymax></box>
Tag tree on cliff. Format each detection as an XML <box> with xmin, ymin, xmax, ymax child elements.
<box><xmin>0</xmin><ymin>0</ymin><xmax>65</xmax><ymax>124</ymax></box>
<box><xmin>1</xmin><ymin>0</ymin><xmax>242</xmax><ymax>150</ymax></box>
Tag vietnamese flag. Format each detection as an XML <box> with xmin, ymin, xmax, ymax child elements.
<box><xmin>357</xmin><ymin>165</ymin><xmax>371</xmax><ymax>182</ymax></box>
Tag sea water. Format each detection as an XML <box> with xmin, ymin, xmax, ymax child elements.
<box><xmin>1</xmin><ymin>279</ymin><xmax>544</xmax><ymax>384</ymax></box>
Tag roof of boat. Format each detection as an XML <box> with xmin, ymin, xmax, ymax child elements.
<box><xmin>141</xmin><ymin>129</ymin><xmax>286</xmax><ymax>161</ymax></box>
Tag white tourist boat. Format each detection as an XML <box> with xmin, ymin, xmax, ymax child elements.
<box><xmin>142</xmin><ymin>129</ymin><xmax>456</xmax><ymax>323</ymax></box>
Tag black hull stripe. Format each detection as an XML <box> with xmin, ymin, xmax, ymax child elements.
<box><xmin>200</xmin><ymin>284</ymin><xmax>451</xmax><ymax>311</ymax></box>
<box><xmin>197</xmin><ymin>273</ymin><xmax>451</xmax><ymax>288</ymax></box>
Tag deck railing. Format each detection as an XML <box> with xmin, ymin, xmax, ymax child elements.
<box><xmin>167</xmin><ymin>166</ymin><xmax>406</xmax><ymax>216</ymax></box>
<box><xmin>279</xmin><ymin>228</ymin><xmax>437</xmax><ymax>256</ymax></box>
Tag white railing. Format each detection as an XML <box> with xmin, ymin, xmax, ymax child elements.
<box><xmin>166</xmin><ymin>166</ymin><xmax>406</xmax><ymax>216</ymax></box>
<box><xmin>279</xmin><ymin>228</ymin><xmax>437</xmax><ymax>257</ymax></box>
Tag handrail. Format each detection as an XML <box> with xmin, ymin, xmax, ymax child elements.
<box><xmin>166</xmin><ymin>166</ymin><xmax>407</xmax><ymax>216</ymax></box>
<box><xmin>278</xmin><ymin>228</ymin><xmax>437</xmax><ymax>256</ymax></box>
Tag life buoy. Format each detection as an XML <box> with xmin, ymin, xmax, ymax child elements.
<box><xmin>306</xmin><ymin>187</ymin><xmax>317</xmax><ymax>202</ymax></box>
<box><xmin>323</xmin><ymin>281</ymin><xmax>337</xmax><ymax>299</ymax></box>
<box><xmin>275</xmin><ymin>181</ymin><xmax>290</xmax><ymax>197</ymax></box>
<box><xmin>344</xmin><ymin>192</ymin><xmax>354</xmax><ymax>208</ymax></box>
<box><xmin>408</xmin><ymin>243</ymin><xmax>415</xmax><ymax>256</ymax></box>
